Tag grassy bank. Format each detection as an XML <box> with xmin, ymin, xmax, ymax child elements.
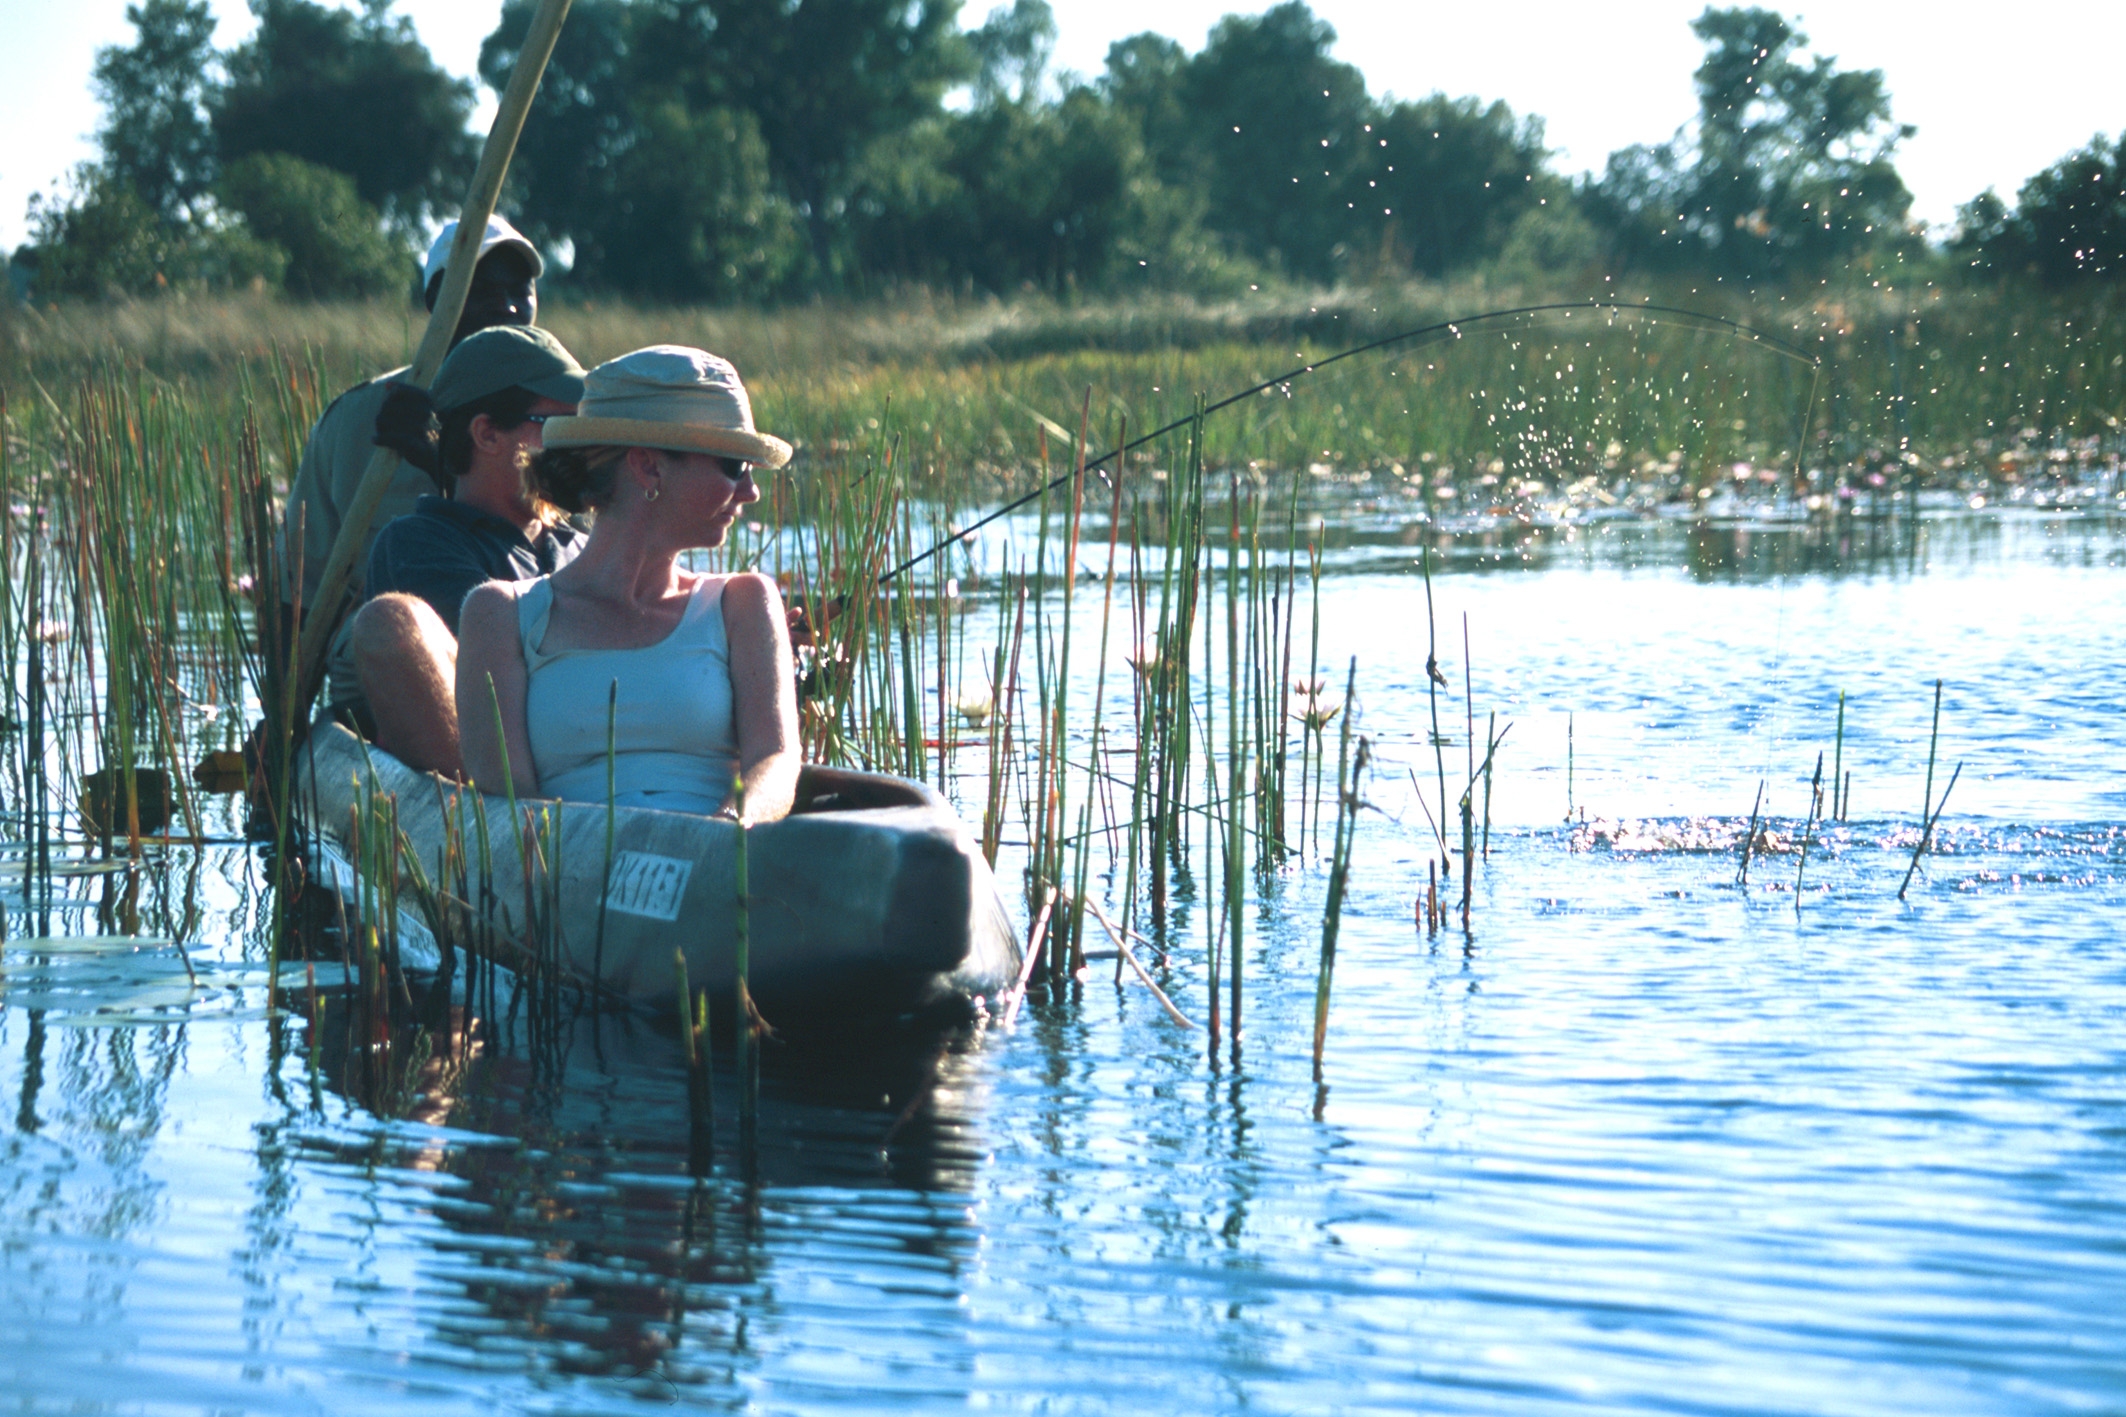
<box><xmin>6</xmin><ymin>276</ymin><xmax>2123</xmax><ymax>504</ymax></box>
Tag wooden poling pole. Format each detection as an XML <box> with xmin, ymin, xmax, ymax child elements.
<box><xmin>291</xmin><ymin>0</ymin><xmax>574</xmax><ymax>711</ymax></box>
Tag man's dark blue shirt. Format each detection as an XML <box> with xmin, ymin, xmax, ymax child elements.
<box><xmin>366</xmin><ymin>495</ymin><xmax>582</xmax><ymax>633</ymax></box>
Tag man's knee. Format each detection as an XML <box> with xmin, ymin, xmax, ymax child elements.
<box><xmin>351</xmin><ymin>593</ymin><xmax>450</xmax><ymax>665</ymax></box>
<box><xmin>350</xmin><ymin>594</ymin><xmax>462</xmax><ymax>776</ymax></box>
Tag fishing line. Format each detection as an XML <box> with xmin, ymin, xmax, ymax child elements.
<box><xmin>879</xmin><ymin>299</ymin><xmax>1823</xmax><ymax>583</ymax></box>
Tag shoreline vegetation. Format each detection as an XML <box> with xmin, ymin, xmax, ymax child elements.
<box><xmin>7</xmin><ymin>275</ymin><xmax>2122</xmax><ymax>505</ymax></box>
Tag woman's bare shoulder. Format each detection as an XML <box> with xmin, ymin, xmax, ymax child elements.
<box><xmin>716</xmin><ymin>570</ymin><xmax>782</xmax><ymax>613</ymax></box>
<box><xmin>459</xmin><ymin>579</ymin><xmax>531</xmax><ymax>637</ymax></box>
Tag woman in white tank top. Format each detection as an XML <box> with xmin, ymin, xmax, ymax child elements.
<box><xmin>454</xmin><ymin>346</ymin><xmax>800</xmax><ymax>823</ymax></box>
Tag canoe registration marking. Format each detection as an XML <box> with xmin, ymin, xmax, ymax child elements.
<box><xmin>604</xmin><ymin>851</ymin><xmax>694</xmax><ymax>921</ymax></box>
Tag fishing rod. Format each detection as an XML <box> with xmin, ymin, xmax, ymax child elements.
<box><xmin>877</xmin><ymin>298</ymin><xmax>1822</xmax><ymax>583</ymax></box>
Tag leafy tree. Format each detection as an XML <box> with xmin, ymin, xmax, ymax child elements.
<box><xmin>476</xmin><ymin>0</ymin><xmax>640</xmax><ymax>268</ymax></box>
<box><xmin>1948</xmin><ymin>189</ymin><xmax>2010</xmax><ymax>261</ymax></box>
<box><xmin>1589</xmin><ymin>6</ymin><xmax>1913</xmax><ymax>277</ymax></box>
<box><xmin>1963</xmin><ymin>135</ymin><xmax>2126</xmax><ymax>283</ymax></box>
<box><xmin>214</xmin><ymin>0</ymin><xmax>477</xmax><ymax>230</ymax></box>
<box><xmin>1492</xmin><ymin>199</ymin><xmax>1602</xmax><ymax>279</ymax></box>
<box><xmin>841</xmin><ymin>117</ymin><xmax>960</xmax><ymax>283</ymax></box>
<box><xmin>1349</xmin><ymin>95</ymin><xmax>1553</xmax><ymax>278</ymax></box>
<box><xmin>29</xmin><ymin>0</ymin><xmax>439</xmax><ymax>300</ymax></box>
<box><xmin>1580</xmin><ymin>141</ymin><xmax>1696</xmax><ymax>271</ymax></box>
<box><xmin>484</xmin><ymin>0</ymin><xmax>970</xmax><ymax>289</ymax></box>
<box><xmin>20</xmin><ymin>166</ymin><xmax>285</xmax><ymax>297</ymax></box>
<box><xmin>849</xmin><ymin>84</ymin><xmax>1191</xmax><ymax>294</ymax></box>
<box><xmin>92</xmin><ymin>0</ymin><xmax>219</xmax><ymax>225</ymax></box>
<box><xmin>1171</xmin><ymin>2</ymin><xmax>1372</xmax><ymax>282</ymax></box>
<box><xmin>217</xmin><ymin>153</ymin><xmax>405</xmax><ymax>298</ymax></box>
<box><xmin>669</xmin><ymin>0</ymin><xmax>976</xmax><ymax>278</ymax></box>
<box><xmin>477</xmin><ymin>0</ymin><xmax>644</xmax><ymax>275</ymax></box>
<box><xmin>187</xmin><ymin>222</ymin><xmax>294</xmax><ymax>291</ymax></box>
<box><xmin>968</xmin><ymin>0</ymin><xmax>1054</xmax><ymax>107</ymax></box>
<box><xmin>29</xmin><ymin>0</ymin><xmax>224</xmax><ymax>298</ymax></box>
<box><xmin>1099</xmin><ymin>33</ymin><xmax>1196</xmax><ymax>192</ymax></box>
<box><xmin>1101</xmin><ymin>5</ymin><xmax>1549</xmax><ymax>284</ymax></box>
<box><xmin>477</xmin><ymin>0</ymin><xmax>805</xmax><ymax>299</ymax></box>
<box><xmin>593</xmin><ymin>100</ymin><xmax>804</xmax><ymax>299</ymax></box>
<box><xmin>23</xmin><ymin>171</ymin><xmax>179</xmax><ymax>297</ymax></box>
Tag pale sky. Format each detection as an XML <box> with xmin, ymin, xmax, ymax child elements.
<box><xmin>3</xmin><ymin>0</ymin><xmax>2122</xmax><ymax>255</ymax></box>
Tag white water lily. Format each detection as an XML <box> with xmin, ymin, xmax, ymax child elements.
<box><xmin>1294</xmin><ymin>695</ymin><xmax>1341</xmax><ymax>731</ymax></box>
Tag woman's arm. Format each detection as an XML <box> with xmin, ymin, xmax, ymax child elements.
<box><xmin>454</xmin><ymin>581</ymin><xmax>541</xmax><ymax>799</ymax></box>
<box><xmin>721</xmin><ymin>572</ymin><xmax>801</xmax><ymax>823</ymax></box>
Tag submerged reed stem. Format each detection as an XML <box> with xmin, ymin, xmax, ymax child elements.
<box><xmin>594</xmin><ymin>679</ymin><xmax>617</xmax><ymax>992</ymax></box>
<box><xmin>674</xmin><ymin>949</ymin><xmax>714</xmax><ymax>1176</ymax></box>
<box><xmin>1896</xmin><ymin>679</ymin><xmax>1946</xmax><ymax>899</ymax></box>
<box><xmin>1313</xmin><ymin>657</ymin><xmax>1365</xmax><ymax>1078</ymax></box>
<box><xmin>1795</xmin><ymin>750</ymin><xmax>1824</xmax><ymax>907</ymax></box>
<box><xmin>732</xmin><ymin>773</ymin><xmax>757</xmax><ymax>1147</ymax></box>
<box><xmin>1831</xmin><ymin>689</ymin><xmax>1847</xmax><ymax>822</ymax></box>
<box><xmin>1422</xmin><ymin>540</ymin><xmax>1448</xmax><ymax>870</ymax></box>
<box><xmin>1482</xmin><ymin>710</ymin><xmax>1496</xmax><ymax>860</ymax></box>
<box><xmin>1738</xmin><ymin>779</ymin><xmax>1765</xmax><ymax>887</ymax></box>
<box><xmin>1566</xmin><ymin>710</ymin><xmax>1575</xmax><ymax>824</ymax></box>
<box><xmin>1898</xmin><ymin>762</ymin><xmax>1962</xmax><ymax>900</ymax></box>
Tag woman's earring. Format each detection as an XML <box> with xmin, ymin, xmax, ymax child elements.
<box><xmin>645</xmin><ymin>484</ymin><xmax>661</xmax><ymax>502</ymax></box>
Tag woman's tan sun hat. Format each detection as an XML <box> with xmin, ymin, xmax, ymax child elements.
<box><xmin>540</xmin><ymin>345</ymin><xmax>792</xmax><ymax>469</ymax></box>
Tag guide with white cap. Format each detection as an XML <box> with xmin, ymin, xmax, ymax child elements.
<box><xmin>277</xmin><ymin>213</ymin><xmax>546</xmax><ymax>642</ymax></box>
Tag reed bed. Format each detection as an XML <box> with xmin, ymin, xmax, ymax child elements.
<box><xmin>10</xmin><ymin>276</ymin><xmax>2126</xmax><ymax>504</ymax></box>
<box><xmin>0</xmin><ymin>276</ymin><xmax>2071</xmax><ymax>1138</ymax></box>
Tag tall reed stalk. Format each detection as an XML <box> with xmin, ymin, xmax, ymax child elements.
<box><xmin>1313</xmin><ymin>658</ymin><xmax>1365</xmax><ymax>1076</ymax></box>
<box><xmin>732</xmin><ymin>773</ymin><xmax>757</xmax><ymax>1147</ymax></box>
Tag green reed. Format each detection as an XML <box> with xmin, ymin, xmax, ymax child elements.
<box><xmin>673</xmin><ymin>949</ymin><xmax>715</xmax><ymax>1175</ymax></box>
<box><xmin>732</xmin><ymin>773</ymin><xmax>757</xmax><ymax>1147</ymax></box>
<box><xmin>1795</xmin><ymin>750</ymin><xmax>1824</xmax><ymax>906</ymax></box>
<box><xmin>1482</xmin><ymin>709</ymin><xmax>1497</xmax><ymax>860</ymax></box>
<box><xmin>1738</xmin><ymin>779</ymin><xmax>1765</xmax><ymax>888</ymax></box>
<box><xmin>1422</xmin><ymin>541</ymin><xmax>1448</xmax><ymax>870</ymax></box>
<box><xmin>1831</xmin><ymin>690</ymin><xmax>1847</xmax><ymax>823</ymax></box>
<box><xmin>16</xmin><ymin>279</ymin><xmax>2126</xmax><ymax>528</ymax></box>
<box><xmin>1313</xmin><ymin>658</ymin><xmax>1366</xmax><ymax>1076</ymax></box>
<box><xmin>1224</xmin><ymin>471</ymin><xmax>1245</xmax><ymax>1039</ymax></box>
<box><xmin>748</xmin><ymin>385</ymin><xmax>1330</xmax><ymax>1040</ymax></box>
<box><xmin>1899</xmin><ymin>762</ymin><xmax>1964</xmax><ymax>902</ymax></box>
<box><xmin>1072</xmin><ymin>458</ymin><xmax>1128</xmax><ymax>985</ymax></box>
<box><xmin>1898</xmin><ymin>680</ymin><xmax>1952</xmax><ymax>901</ymax></box>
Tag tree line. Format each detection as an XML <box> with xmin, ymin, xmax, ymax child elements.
<box><xmin>13</xmin><ymin>0</ymin><xmax>2126</xmax><ymax>303</ymax></box>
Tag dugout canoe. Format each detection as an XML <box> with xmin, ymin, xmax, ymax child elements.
<box><xmin>294</xmin><ymin>722</ymin><xmax>1021</xmax><ymax>1025</ymax></box>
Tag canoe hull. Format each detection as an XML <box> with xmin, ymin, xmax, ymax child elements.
<box><xmin>294</xmin><ymin>724</ymin><xmax>1021</xmax><ymax>1025</ymax></box>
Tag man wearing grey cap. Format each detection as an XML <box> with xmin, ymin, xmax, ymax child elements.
<box><xmin>277</xmin><ymin>214</ymin><xmax>545</xmax><ymax>630</ymax></box>
<box><xmin>330</xmin><ymin>324</ymin><xmax>587</xmax><ymax>777</ymax></box>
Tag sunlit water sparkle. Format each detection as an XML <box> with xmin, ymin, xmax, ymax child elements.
<box><xmin>2</xmin><ymin>509</ymin><xmax>2122</xmax><ymax>1414</ymax></box>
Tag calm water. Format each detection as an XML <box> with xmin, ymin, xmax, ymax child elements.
<box><xmin>3</xmin><ymin>508</ymin><xmax>2123</xmax><ymax>1414</ymax></box>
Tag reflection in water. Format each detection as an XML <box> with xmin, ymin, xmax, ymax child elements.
<box><xmin>0</xmin><ymin>979</ymin><xmax>185</xmax><ymax>1382</ymax></box>
<box><xmin>4</xmin><ymin>513</ymin><xmax>2126</xmax><ymax>1412</ymax></box>
<box><xmin>283</xmin><ymin>968</ymin><xmax>988</xmax><ymax>1396</ymax></box>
